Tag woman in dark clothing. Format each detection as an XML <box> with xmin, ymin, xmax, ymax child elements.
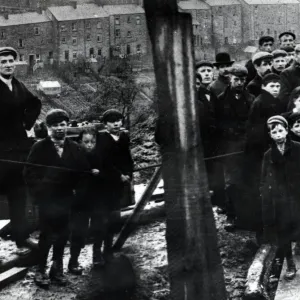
<box><xmin>24</xmin><ymin>109</ymin><xmax>89</xmax><ymax>288</ymax></box>
<box><xmin>95</xmin><ymin>109</ymin><xmax>134</xmax><ymax>258</ymax></box>
<box><xmin>261</xmin><ymin>116</ymin><xmax>300</xmax><ymax>280</ymax></box>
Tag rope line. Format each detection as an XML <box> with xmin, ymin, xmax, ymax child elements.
<box><xmin>0</xmin><ymin>150</ymin><xmax>244</xmax><ymax>174</ymax></box>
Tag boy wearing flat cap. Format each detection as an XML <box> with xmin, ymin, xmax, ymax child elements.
<box><xmin>245</xmin><ymin>36</ymin><xmax>274</xmax><ymax>84</ymax></box>
<box><xmin>24</xmin><ymin>109</ymin><xmax>89</xmax><ymax>288</ymax></box>
<box><xmin>281</xmin><ymin>46</ymin><xmax>295</xmax><ymax>68</ymax></box>
<box><xmin>0</xmin><ymin>46</ymin><xmax>41</xmax><ymax>255</ymax></box>
<box><xmin>94</xmin><ymin>109</ymin><xmax>133</xmax><ymax>259</ymax></box>
<box><xmin>217</xmin><ymin>64</ymin><xmax>254</xmax><ymax>231</ymax></box>
<box><xmin>247</xmin><ymin>52</ymin><xmax>273</xmax><ymax>98</ymax></box>
<box><xmin>261</xmin><ymin>115</ymin><xmax>300</xmax><ymax>280</ymax></box>
<box><xmin>271</xmin><ymin>50</ymin><xmax>287</xmax><ymax>75</ymax></box>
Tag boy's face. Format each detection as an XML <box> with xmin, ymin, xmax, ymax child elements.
<box><xmin>262</xmin><ymin>81</ymin><xmax>281</xmax><ymax>98</ymax></box>
<box><xmin>230</xmin><ymin>75</ymin><xmax>246</xmax><ymax>92</ymax></box>
<box><xmin>81</xmin><ymin>133</ymin><xmax>96</xmax><ymax>152</ymax></box>
<box><xmin>196</xmin><ymin>66</ymin><xmax>213</xmax><ymax>85</ymax></box>
<box><xmin>106</xmin><ymin>119</ymin><xmax>122</xmax><ymax>134</ymax></box>
<box><xmin>273</xmin><ymin>56</ymin><xmax>287</xmax><ymax>71</ymax></box>
<box><xmin>269</xmin><ymin>124</ymin><xmax>288</xmax><ymax>144</ymax></box>
<box><xmin>294</xmin><ymin>96</ymin><xmax>300</xmax><ymax>110</ymax></box>
<box><xmin>291</xmin><ymin>120</ymin><xmax>300</xmax><ymax>136</ymax></box>
<box><xmin>48</xmin><ymin>120</ymin><xmax>67</xmax><ymax>140</ymax></box>
<box><xmin>286</xmin><ymin>52</ymin><xmax>295</xmax><ymax>64</ymax></box>
<box><xmin>260</xmin><ymin>41</ymin><xmax>273</xmax><ymax>53</ymax></box>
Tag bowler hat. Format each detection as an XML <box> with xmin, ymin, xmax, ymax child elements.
<box><xmin>279</xmin><ymin>31</ymin><xmax>296</xmax><ymax>41</ymax></box>
<box><xmin>213</xmin><ymin>52</ymin><xmax>235</xmax><ymax>67</ymax></box>
<box><xmin>195</xmin><ymin>60</ymin><xmax>213</xmax><ymax>69</ymax></box>
<box><xmin>46</xmin><ymin>109</ymin><xmax>69</xmax><ymax>126</ymax></box>
<box><xmin>0</xmin><ymin>47</ymin><xmax>18</xmax><ymax>59</ymax></box>
<box><xmin>102</xmin><ymin>109</ymin><xmax>123</xmax><ymax>124</ymax></box>
<box><xmin>267</xmin><ymin>115</ymin><xmax>288</xmax><ymax>128</ymax></box>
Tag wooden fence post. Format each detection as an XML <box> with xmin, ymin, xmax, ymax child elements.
<box><xmin>143</xmin><ymin>1</ymin><xmax>227</xmax><ymax>299</ymax></box>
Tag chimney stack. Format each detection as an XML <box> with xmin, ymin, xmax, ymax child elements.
<box><xmin>70</xmin><ymin>1</ymin><xmax>77</xmax><ymax>9</ymax></box>
<box><xmin>4</xmin><ymin>12</ymin><xmax>8</xmax><ymax>20</ymax></box>
<box><xmin>37</xmin><ymin>7</ymin><xmax>43</xmax><ymax>14</ymax></box>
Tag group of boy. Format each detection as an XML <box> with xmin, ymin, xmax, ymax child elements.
<box><xmin>0</xmin><ymin>46</ymin><xmax>133</xmax><ymax>288</ymax></box>
<box><xmin>195</xmin><ymin>30</ymin><xmax>300</xmax><ymax>279</ymax></box>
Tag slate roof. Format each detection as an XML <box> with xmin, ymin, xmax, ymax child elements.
<box><xmin>178</xmin><ymin>1</ymin><xmax>210</xmax><ymax>10</ymax></box>
<box><xmin>0</xmin><ymin>11</ymin><xmax>50</xmax><ymax>26</ymax></box>
<box><xmin>47</xmin><ymin>4</ymin><xmax>109</xmax><ymax>21</ymax></box>
<box><xmin>243</xmin><ymin>0</ymin><xmax>299</xmax><ymax>4</ymax></box>
<box><xmin>205</xmin><ymin>0</ymin><xmax>241</xmax><ymax>6</ymax></box>
<box><xmin>102</xmin><ymin>5</ymin><xmax>145</xmax><ymax>15</ymax></box>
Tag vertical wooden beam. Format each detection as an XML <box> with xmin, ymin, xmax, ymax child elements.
<box><xmin>143</xmin><ymin>1</ymin><xmax>227</xmax><ymax>300</ymax></box>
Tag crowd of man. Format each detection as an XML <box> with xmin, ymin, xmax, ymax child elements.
<box><xmin>0</xmin><ymin>46</ymin><xmax>133</xmax><ymax>288</ymax></box>
<box><xmin>196</xmin><ymin>31</ymin><xmax>300</xmax><ymax>280</ymax></box>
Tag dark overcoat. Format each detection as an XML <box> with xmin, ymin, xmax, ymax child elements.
<box><xmin>245</xmin><ymin>59</ymin><xmax>257</xmax><ymax>85</ymax></box>
<box><xmin>278</xmin><ymin>62</ymin><xmax>300</xmax><ymax>110</ymax></box>
<box><xmin>23</xmin><ymin>137</ymin><xmax>90</xmax><ymax>215</ymax></box>
<box><xmin>247</xmin><ymin>74</ymin><xmax>263</xmax><ymax>98</ymax></box>
<box><xmin>261</xmin><ymin>140</ymin><xmax>300</xmax><ymax>245</ymax></box>
<box><xmin>95</xmin><ymin>131</ymin><xmax>134</xmax><ymax>210</ymax></box>
<box><xmin>209</xmin><ymin>75</ymin><xmax>229</xmax><ymax>97</ymax></box>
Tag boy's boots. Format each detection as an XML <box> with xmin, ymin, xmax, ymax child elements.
<box><xmin>285</xmin><ymin>258</ymin><xmax>297</xmax><ymax>280</ymax></box>
<box><xmin>50</xmin><ymin>260</ymin><xmax>67</xmax><ymax>286</ymax></box>
<box><xmin>68</xmin><ymin>246</ymin><xmax>83</xmax><ymax>275</ymax></box>
<box><xmin>34</xmin><ymin>264</ymin><xmax>50</xmax><ymax>289</ymax></box>
<box><xmin>93</xmin><ymin>243</ymin><xmax>105</xmax><ymax>269</ymax></box>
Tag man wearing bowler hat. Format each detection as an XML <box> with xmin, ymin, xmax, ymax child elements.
<box><xmin>209</xmin><ymin>52</ymin><xmax>235</xmax><ymax>97</ymax></box>
<box><xmin>279</xmin><ymin>31</ymin><xmax>296</xmax><ymax>49</ymax></box>
<box><xmin>0</xmin><ymin>47</ymin><xmax>41</xmax><ymax>255</ymax></box>
<box><xmin>247</xmin><ymin>51</ymin><xmax>273</xmax><ymax>98</ymax></box>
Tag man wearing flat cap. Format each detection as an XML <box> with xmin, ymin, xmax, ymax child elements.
<box><xmin>278</xmin><ymin>44</ymin><xmax>300</xmax><ymax>110</ymax></box>
<box><xmin>209</xmin><ymin>52</ymin><xmax>235</xmax><ymax>97</ymax></box>
<box><xmin>24</xmin><ymin>109</ymin><xmax>90</xmax><ymax>287</ymax></box>
<box><xmin>247</xmin><ymin>51</ymin><xmax>273</xmax><ymax>98</ymax></box>
<box><xmin>271</xmin><ymin>50</ymin><xmax>288</xmax><ymax>75</ymax></box>
<box><xmin>279</xmin><ymin>32</ymin><xmax>296</xmax><ymax>49</ymax></box>
<box><xmin>0</xmin><ymin>47</ymin><xmax>41</xmax><ymax>255</ymax></box>
<box><xmin>245</xmin><ymin>36</ymin><xmax>274</xmax><ymax>84</ymax></box>
<box><xmin>217</xmin><ymin>64</ymin><xmax>254</xmax><ymax>231</ymax></box>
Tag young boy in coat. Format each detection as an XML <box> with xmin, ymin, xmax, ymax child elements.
<box><xmin>24</xmin><ymin>109</ymin><xmax>89</xmax><ymax>288</ymax></box>
<box><xmin>95</xmin><ymin>109</ymin><xmax>133</xmax><ymax>259</ymax></box>
<box><xmin>261</xmin><ymin>115</ymin><xmax>300</xmax><ymax>280</ymax></box>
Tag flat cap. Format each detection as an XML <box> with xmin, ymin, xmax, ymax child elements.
<box><xmin>262</xmin><ymin>73</ymin><xmax>280</xmax><ymax>86</ymax></box>
<box><xmin>228</xmin><ymin>64</ymin><xmax>248</xmax><ymax>77</ymax></box>
<box><xmin>0</xmin><ymin>47</ymin><xmax>18</xmax><ymax>59</ymax></box>
<box><xmin>102</xmin><ymin>109</ymin><xmax>123</xmax><ymax>123</ymax></box>
<box><xmin>258</xmin><ymin>36</ymin><xmax>274</xmax><ymax>46</ymax></box>
<box><xmin>279</xmin><ymin>31</ymin><xmax>296</xmax><ymax>40</ymax></box>
<box><xmin>281</xmin><ymin>46</ymin><xmax>295</xmax><ymax>53</ymax></box>
<box><xmin>272</xmin><ymin>49</ymin><xmax>287</xmax><ymax>59</ymax></box>
<box><xmin>195</xmin><ymin>60</ymin><xmax>213</xmax><ymax>69</ymax></box>
<box><xmin>252</xmin><ymin>51</ymin><xmax>273</xmax><ymax>64</ymax></box>
<box><xmin>267</xmin><ymin>115</ymin><xmax>288</xmax><ymax>128</ymax></box>
<box><xmin>46</xmin><ymin>109</ymin><xmax>69</xmax><ymax>127</ymax></box>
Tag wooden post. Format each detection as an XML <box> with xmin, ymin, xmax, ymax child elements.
<box><xmin>143</xmin><ymin>1</ymin><xmax>227</xmax><ymax>300</ymax></box>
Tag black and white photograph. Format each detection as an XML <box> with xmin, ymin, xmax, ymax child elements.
<box><xmin>0</xmin><ymin>0</ymin><xmax>299</xmax><ymax>299</ymax></box>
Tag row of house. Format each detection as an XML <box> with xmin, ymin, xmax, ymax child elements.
<box><xmin>0</xmin><ymin>2</ymin><xmax>148</xmax><ymax>68</ymax></box>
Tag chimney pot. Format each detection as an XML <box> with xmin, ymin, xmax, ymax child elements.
<box><xmin>4</xmin><ymin>13</ymin><xmax>8</xmax><ymax>20</ymax></box>
<box><xmin>37</xmin><ymin>7</ymin><xmax>43</xmax><ymax>14</ymax></box>
<box><xmin>71</xmin><ymin>1</ymin><xmax>77</xmax><ymax>9</ymax></box>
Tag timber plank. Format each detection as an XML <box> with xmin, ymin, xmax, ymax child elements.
<box><xmin>0</xmin><ymin>267</ymin><xmax>27</xmax><ymax>290</ymax></box>
<box><xmin>275</xmin><ymin>254</ymin><xmax>300</xmax><ymax>300</ymax></box>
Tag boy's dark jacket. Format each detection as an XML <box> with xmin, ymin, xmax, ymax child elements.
<box><xmin>23</xmin><ymin>137</ymin><xmax>90</xmax><ymax>213</ymax></box>
<box><xmin>261</xmin><ymin>139</ymin><xmax>300</xmax><ymax>244</ymax></box>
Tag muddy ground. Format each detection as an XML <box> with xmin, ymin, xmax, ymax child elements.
<box><xmin>0</xmin><ymin>207</ymin><xmax>260</xmax><ymax>300</ymax></box>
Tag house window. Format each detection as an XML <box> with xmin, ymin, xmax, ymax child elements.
<box><xmin>18</xmin><ymin>39</ymin><xmax>24</xmax><ymax>48</ymax></box>
<box><xmin>115</xmin><ymin>46</ymin><xmax>120</xmax><ymax>52</ymax></box>
<box><xmin>61</xmin><ymin>24</ymin><xmax>66</xmax><ymax>31</ymax></box>
<box><xmin>72</xmin><ymin>22</ymin><xmax>77</xmax><ymax>31</ymax></box>
<box><xmin>267</xmin><ymin>28</ymin><xmax>270</xmax><ymax>34</ymax></box>
<box><xmin>73</xmin><ymin>51</ymin><xmax>77</xmax><ymax>59</ymax></box>
<box><xmin>115</xmin><ymin>17</ymin><xmax>120</xmax><ymax>25</ymax></box>
<box><xmin>87</xmin><ymin>33</ymin><xmax>91</xmax><ymax>41</ymax></box>
<box><xmin>19</xmin><ymin>54</ymin><xmax>25</xmax><ymax>61</ymax></box>
<box><xmin>98</xmin><ymin>48</ymin><xmax>102</xmax><ymax>56</ymax></box>
<box><xmin>127</xmin><ymin>31</ymin><xmax>132</xmax><ymax>38</ymax></box>
<box><xmin>86</xmin><ymin>21</ymin><xmax>91</xmax><ymax>28</ymax></box>
<box><xmin>224</xmin><ymin>37</ymin><xmax>228</xmax><ymax>44</ymax></box>
<box><xmin>127</xmin><ymin>44</ymin><xmax>131</xmax><ymax>55</ymax></box>
<box><xmin>97</xmin><ymin>34</ymin><xmax>103</xmax><ymax>42</ymax></box>
<box><xmin>49</xmin><ymin>51</ymin><xmax>53</xmax><ymax>59</ymax></box>
<box><xmin>72</xmin><ymin>37</ymin><xmax>77</xmax><ymax>45</ymax></box>
<box><xmin>115</xmin><ymin>29</ymin><xmax>120</xmax><ymax>38</ymax></box>
<box><xmin>127</xmin><ymin>16</ymin><xmax>131</xmax><ymax>23</ymax></box>
<box><xmin>0</xmin><ymin>30</ymin><xmax>6</xmax><ymax>39</ymax></box>
<box><xmin>136</xmin><ymin>44</ymin><xmax>141</xmax><ymax>53</ymax></box>
<box><xmin>61</xmin><ymin>37</ymin><xmax>66</xmax><ymax>44</ymax></box>
<box><xmin>204</xmin><ymin>11</ymin><xmax>208</xmax><ymax>19</ymax></box>
<box><xmin>36</xmin><ymin>54</ymin><xmax>40</xmax><ymax>62</ymax></box>
<box><xmin>136</xmin><ymin>16</ymin><xmax>141</xmax><ymax>25</ymax></box>
<box><xmin>65</xmin><ymin>50</ymin><xmax>69</xmax><ymax>61</ymax></box>
<box><xmin>97</xmin><ymin>21</ymin><xmax>102</xmax><ymax>29</ymax></box>
<box><xmin>34</xmin><ymin>27</ymin><xmax>40</xmax><ymax>35</ymax></box>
